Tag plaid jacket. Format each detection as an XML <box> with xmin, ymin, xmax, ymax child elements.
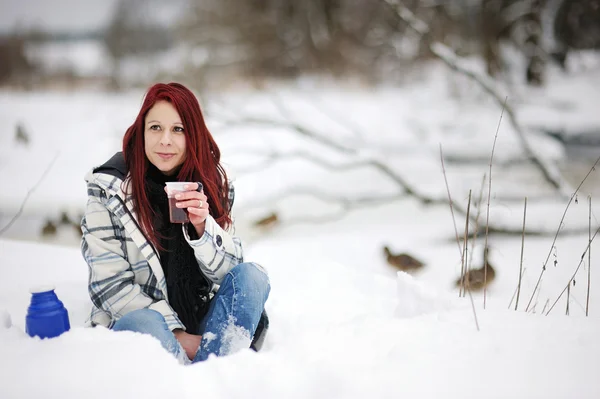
<box><xmin>80</xmin><ymin>154</ymin><xmax>243</xmax><ymax>331</ymax></box>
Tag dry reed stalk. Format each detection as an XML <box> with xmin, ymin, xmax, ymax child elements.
<box><xmin>439</xmin><ymin>144</ymin><xmax>465</xmax><ymax>297</ymax></box>
<box><xmin>566</xmin><ymin>283</ymin><xmax>571</xmax><ymax>315</ymax></box>
<box><xmin>462</xmin><ymin>190</ymin><xmax>472</xmax><ymax>297</ymax></box>
<box><xmin>463</xmin><ymin>190</ymin><xmax>480</xmax><ymax>330</ymax></box>
<box><xmin>586</xmin><ymin>196</ymin><xmax>592</xmax><ymax>316</ymax></box>
<box><xmin>484</xmin><ymin>98</ymin><xmax>507</xmax><ymax>309</ymax></box>
<box><xmin>526</xmin><ymin>155</ymin><xmax>600</xmax><ymax>312</ymax></box>
<box><xmin>546</xmin><ymin>224</ymin><xmax>600</xmax><ymax>315</ymax></box>
<box><xmin>468</xmin><ymin>174</ymin><xmax>487</xmax><ymax>276</ymax></box>
<box><xmin>516</xmin><ymin>197</ymin><xmax>527</xmax><ymax>311</ymax></box>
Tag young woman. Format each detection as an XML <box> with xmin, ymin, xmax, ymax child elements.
<box><xmin>80</xmin><ymin>82</ymin><xmax>270</xmax><ymax>364</ymax></box>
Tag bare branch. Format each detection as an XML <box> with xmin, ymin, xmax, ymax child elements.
<box><xmin>220</xmin><ymin>115</ymin><xmax>355</xmax><ymax>154</ymax></box>
<box><xmin>233</xmin><ymin>149</ymin><xmax>374</xmax><ymax>175</ymax></box>
<box><xmin>0</xmin><ymin>153</ymin><xmax>60</xmax><ymax>236</ymax></box>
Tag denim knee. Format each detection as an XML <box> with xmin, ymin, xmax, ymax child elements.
<box><xmin>112</xmin><ymin>309</ymin><xmax>165</xmax><ymax>333</ymax></box>
<box><xmin>229</xmin><ymin>262</ymin><xmax>270</xmax><ymax>300</ymax></box>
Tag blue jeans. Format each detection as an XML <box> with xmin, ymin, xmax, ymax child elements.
<box><xmin>112</xmin><ymin>262</ymin><xmax>270</xmax><ymax>364</ymax></box>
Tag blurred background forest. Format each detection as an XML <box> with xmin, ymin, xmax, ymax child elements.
<box><xmin>1</xmin><ymin>0</ymin><xmax>599</xmax><ymax>92</ymax></box>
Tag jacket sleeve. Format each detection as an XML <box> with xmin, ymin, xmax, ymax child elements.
<box><xmin>81</xmin><ymin>184</ymin><xmax>185</xmax><ymax>331</ymax></box>
<box><xmin>182</xmin><ymin>183</ymin><xmax>244</xmax><ymax>284</ymax></box>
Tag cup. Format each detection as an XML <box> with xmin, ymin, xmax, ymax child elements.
<box><xmin>25</xmin><ymin>286</ymin><xmax>70</xmax><ymax>339</ymax></box>
<box><xmin>165</xmin><ymin>182</ymin><xmax>194</xmax><ymax>223</ymax></box>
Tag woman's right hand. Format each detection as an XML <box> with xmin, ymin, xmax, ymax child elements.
<box><xmin>173</xmin><ymin>329</ymin><xmax>202</xmax><ymax>360</ymax></box>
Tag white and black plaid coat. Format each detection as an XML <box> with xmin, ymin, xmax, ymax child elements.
<box><xmin>80</xmin><ymin>153</ymin><xmax>243</xmax><ymax>331</ymax></box>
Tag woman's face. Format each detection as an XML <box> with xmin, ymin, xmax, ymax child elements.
<box><xmin>144</xmin><ymin>100</ymin><xmax>186</xmax><ymax>175</ymax></box>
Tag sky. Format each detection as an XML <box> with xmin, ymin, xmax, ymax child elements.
<box><xmin>0</xmin><ymin>0</ymin><xmax>117</xmax><ymax>33</ymax></box>
<box><xmin>0</xmin><ymin>0</ymin><xmax>191</xmax><ymax>34</ymax></box>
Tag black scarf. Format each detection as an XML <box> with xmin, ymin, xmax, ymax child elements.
<box><xmin>144</xmin><ymin>164</ymin><xmax>212</xmax><ymax>334</ymax></box>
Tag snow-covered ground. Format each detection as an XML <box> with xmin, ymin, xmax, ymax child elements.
<box><xmin>1</xmin><ymin>58</ymin><xmax>600</xmax><ymax>398</ymax></box>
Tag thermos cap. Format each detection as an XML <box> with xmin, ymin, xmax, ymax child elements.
<box><xmin>29</xmin><ymin>285</ymin><xmax>56</xmax><ymax>294</ymax></box>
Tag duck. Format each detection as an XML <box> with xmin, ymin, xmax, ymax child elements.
<box><xmin>59</xmin><ymin>211</ymin><xmax>72</xmax><ymax>225</ymax></box>
<box><xmin>455</xmin><ymin>246</ymin><xmax>496</xmax><ymax>291</ymax></box>
<box><xmin>41</xmin><ymin>220</ymin><xmax>57</xmax><ymax>237</ymax></box>
<box><xmin>15</xmin><ymin>122</ymin><xmax>29</xmax><ymax>145</ymax></box>
<box><xmin>253</xmin><ymin>212</ymin><xmax>279</xmax><ymax>229</ymax></box>
<box><xmin>383</xmin><ymin>246</ymin><xmax>425</xmax><ymax>272</ymax></box>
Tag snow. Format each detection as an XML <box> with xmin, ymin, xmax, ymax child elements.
<box><xmin>1</xmin><ymin>57</ymin><xmax>600</xmax><ymax>398</ymax></box>
<box><xmin>1</xmin><ymin>237</ymin><xmax>600</xmax><ymax>398</ymax></box>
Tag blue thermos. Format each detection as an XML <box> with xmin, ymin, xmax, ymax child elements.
<box><xmin>26</xmin><ymin>286</ymin><xmax>70</xmax><ymax>339</ymax></box>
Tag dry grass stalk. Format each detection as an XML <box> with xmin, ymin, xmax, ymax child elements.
<box><xmin>439</xmin><ymin>144</ymin><xmax>465</xmax><ymax>297</ymax></box>
<box><xmin>440</xmin><ymin>144</ymin><xmax>464</xmax><ymax>258</ymax></box>
<box><xmin>484</xmin><ymin>97</ymin><xmax>507</xmax><ymax>309</ymax></box>
<box><xmin>546</xmin><ymin>224</ymin><xmax>600</xmax><ymax>316</ymax></box>
<box><xmin>541</xmin><ymin>299</ymin><xmax>550</xmax><ymax>314</ymax></box>
<box><xmin>462</xmin><ymin>190</ymin><xmax>473</xmax><ymax>297</ymax></box>
<box><xmin>586</xmin><ymin>195</ymin><xmax>592</xmax><ymax>316</ymax></box>
<box><xmin>526</xmin><ymin>155</ymin><xmax>600</xmax><ymax>312</ymax></box>
<box><xmin>508</xmin><ymin>267</ymin><xmax>527</xmax><ymax>309</ymax></box>
<box><xmin>463</xmin><ymin>190</ymin><xmax>480</xmax><ymax>331</ymax></box>
<box><xmin>566</xmin><ymin>282</ymin><xmax>571</xmax><ymax>316</ymax></box>
<box><xmin>468</xmin><ymin>174</ymin><xmax>487</xmax><ymax>275</ymax></box>
<box><xmin>516</xmin><ymin>197</ymin><xmax>527</xmax><ymax>311</ymax></box>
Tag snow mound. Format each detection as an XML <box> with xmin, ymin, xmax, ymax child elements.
<box><xmin>395</xmin><ymin>271</ymin><xmax>460</xmax><ymax>318</ymax></box>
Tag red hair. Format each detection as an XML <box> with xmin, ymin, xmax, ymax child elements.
<box><xmin>122</xmin><ymin>83</ymin><xmax>231</xmax><ymax>250</ymax></box>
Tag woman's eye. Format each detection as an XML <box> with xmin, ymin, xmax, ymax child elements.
<box><xmin>150</xmin><ymin>125</ymin><xmax>161</xmax><ymax>131</ymax></box>
<box><xmin>174</xmin><ymin>126</ymin><xmax>184</xmax><ymax>133</ymax></box>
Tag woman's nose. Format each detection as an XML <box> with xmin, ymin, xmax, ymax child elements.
<box><xmin>159</xmin><ymin>131</ymin><xmax>172</xmax><ymax>146</ymax></box>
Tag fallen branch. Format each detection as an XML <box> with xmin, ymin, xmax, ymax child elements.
<box><xmin>233</xmin><ymin>149</ymin><xmax>377</xmax><ymax>175</ymax></box>
<box><xmin>223</xmin><ymin>97</ymin><xmax>591</xmax><ymax>238</ymax></box>
<box><xmin>240</xmin><ymin>188</ymin><xmax>406</xmax><ymax>226</ymax></box>
<box><xmin>219</xmin><ymin>115</ymin><xmax>355</xmax><ymax>154</ymax></box>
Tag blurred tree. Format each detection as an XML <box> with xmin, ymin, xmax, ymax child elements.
<box><xmin>177</xmin><ymin>0</ymin><xmax>598</xmax><ymax>85</ymax></box>
<box><xmin>481</xmin><ymin>0</ymin><xmax>546</xmax><ymax>85</ymax></box>
<box><xmin>0</xmin><ymin>36</ymin><xmax>35</xmax><ymax>88</ymax></box>
<box><xmin>552</xmin><ymin>0</ymin><xmax>600</xmax><ymax>68</ymax></box>
<box><xmin>179</xmin><ymin>0</ymin><xmax>483</xmax><ymax>83</ymax></box>
<box><xmin>104</xmin><ymin>0</ymin><xmax>175</xmax><ymax>89</ymax></box>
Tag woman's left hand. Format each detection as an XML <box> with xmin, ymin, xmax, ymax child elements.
<box><xmin>173</xmin><ymin>183</ymin><xmax>209</xmax><ymax>236</ymax></box>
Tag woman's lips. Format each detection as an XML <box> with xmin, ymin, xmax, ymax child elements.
<box><xmin>157</xmin><ymin>153</ymin><xmax>175</xmax><ymax>160</ymax></box>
